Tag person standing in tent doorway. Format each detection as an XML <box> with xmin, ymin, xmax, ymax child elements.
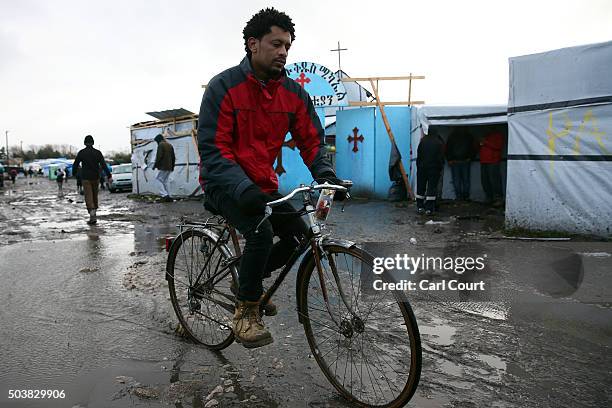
<box><xmin>73</xmin><ymin>135</ymin><xmax>112</xmax><ymax>225</ymax></box>
<box><xmin>446</xmin><ymin>128</ymin><xmax>475</xmax><ymax>201</ymax></box>
<box><xmin>153</xmin><ymin>133</ymin><xmax>176</xmax><ymax>202</ymax></box>
<box><xmin>55</xmin><ymin>167</ymin><xmax>65</xmax><ymax>197</ymax></box>
<box><xmin>197</xmin><ymin>7</ymin><xmax>345</xmax><ymax>348</ymax></box>
<box><xmin>479</xmin><ymin>125</ymin><xmax>505</xmax><ymax>207</ymax></box>
<box><xmin>416</xmin><ymin>127</ymin><xmax>445</xmax><ymax>216</ymax></box>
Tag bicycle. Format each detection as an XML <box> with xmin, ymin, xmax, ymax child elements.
<box><xmin>165</xmin><ymin>181</ymin><xmax>422</xmax><ymax>407</ymax></box>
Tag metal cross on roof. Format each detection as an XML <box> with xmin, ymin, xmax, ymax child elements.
<box><xmin>330</xmin><ymin>41</ymin><xmax>348</xmax><ymax>73</ymax></box>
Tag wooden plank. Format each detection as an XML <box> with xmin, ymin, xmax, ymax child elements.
<box><xmin>408</xmin><ymin>72</ymin><xmax>413</xmax><ymax>105</ymax></box>
<box><xmin>130</xmin><ymin>115</ymin><xmax>198</xmax><ymax>131</ymax></box>
<box><xmin>368</xmin><ymin>79</ymin><xmax>414</xmax><ymax>200</ymax></box>
<box><xmin>348</xmin><ymin>101</ymin><xmax>425</xmax><ymax>106</ymax></box>
<box><xmin>342</xmin><ymin>75</ymin><xmax>425</xmax><ymax>82</ymax></box>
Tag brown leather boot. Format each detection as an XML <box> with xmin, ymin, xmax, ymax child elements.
<box><xmin>233</xmin><ymin>301</ymin><xmax>273</xmax><ymax>348</ymax></box>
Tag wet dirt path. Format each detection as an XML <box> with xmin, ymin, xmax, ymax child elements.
<box><xmin>0</xmin><ymin>178</ymin><xmax>610</xmax><ymax>407</ymax></box>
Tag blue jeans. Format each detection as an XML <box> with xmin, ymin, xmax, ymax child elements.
<box><xmin>450</xmin><ymin>161</ymin><xmax>471</xmax><ymax>200</ymax></box>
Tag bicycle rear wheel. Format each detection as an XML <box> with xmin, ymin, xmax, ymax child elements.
<box><xmin>166</xmin><ymin>228</ymin><xmax>238</xmax><ymax>350</ymax></box>
<box><xmin>300</xmin><ymin>245</ymin><xmax>421</xmax><ymax>407</ymax></box>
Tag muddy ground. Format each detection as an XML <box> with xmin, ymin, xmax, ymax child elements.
<box><xmin>0</xmin><ymin>176</ymin><xmax>610</xmax><ymax>408</ymax></box>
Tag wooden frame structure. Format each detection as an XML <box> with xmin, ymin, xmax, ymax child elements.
<box><xmin>342</xmin><ymin>75</ymin><xmax>425</xmax><ymax>200</ymax></box>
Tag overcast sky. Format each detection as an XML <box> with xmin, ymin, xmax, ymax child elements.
<box><xmin>1</xmin><ymin>0</ymin><xmax>611</xmax><ymax>153</ymax></box>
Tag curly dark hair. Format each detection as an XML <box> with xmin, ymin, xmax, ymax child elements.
<box><xmin>243</xmin><ymin>7</ymin><xmax>295</xmax><ymax>57</ymax></box>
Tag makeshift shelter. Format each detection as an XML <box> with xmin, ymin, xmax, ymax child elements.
<box><xmin>410</xmin><ymin>105</ymin><xmax>508</xmax><ymax>201</ymax></box>
<box><xmin>506</xmin><ymin>41</ymin><xmax>612</xmax><ymax>237</ymax></box>
<box><xmin>130</xmin><ymin>109</ymin><xmax>201</xmax><ymax>197</ymax></box>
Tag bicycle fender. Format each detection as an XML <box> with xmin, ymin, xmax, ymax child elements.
<box><xmin>295</xmin><ymin>238</ymin><xmax>357</xmax><ymax>324</ymax></box>
<box><xmin>322</xmin><ymin>238</ymin><xmax>356</xmax><ymax>249</ymax></box>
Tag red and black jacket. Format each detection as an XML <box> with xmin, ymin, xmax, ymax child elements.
<box><xmin>197</xmin><ymin>56</ymin><xmax>333</xmax><ymax>200</ymax></box>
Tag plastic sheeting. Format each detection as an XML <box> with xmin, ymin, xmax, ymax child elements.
<box><xmin>509</xmin><ymin>41</ymin><xmax>612</xmax><ymax>112</ymax></box>
<box><xmin>506</xmin><ymin>41</ymin><xmax>612</xmax><ymax>237</ymax></box>
<box><xmin>415</xmin><ymin>105</ymin><xmax>507</xmax><ymax>136</ymax></box>
<box><xmin>131</xmin><ymin>135</ymin><xmax>201</xmax><ymax>197</ymax></box>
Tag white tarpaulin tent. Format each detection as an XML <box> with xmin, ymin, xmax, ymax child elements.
<box><xmin>410</xmin><ymin>105</ymin><xmax>508</xmax><ymax>201</ymax></box>
<box><xmin>130</xmin><ymin>111</ymin><xmax>201</xmax><ymax>197</ymax></box>
<box><xmin>506</xmin><ymin>41</ymin><xmax>612</xmax><ymax>237</ymax></box>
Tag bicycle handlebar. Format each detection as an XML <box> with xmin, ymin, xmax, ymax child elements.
<box><xmin>254</xmin><ymin>181</ymin><xmax>352</xmax><ymax>232</ymax></box>
<box><xmin>265</xmin><ymin>181</ymin><xmax>352</xmax><ymax>208</ymax></box>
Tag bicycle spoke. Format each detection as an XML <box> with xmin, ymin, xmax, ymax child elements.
<box><xmin>303</xmin><ymin>246</ymin><xmax>421</xmax><ymax>407</ymax></box>
<box><xmin>168</xmin><ymin>230</ymin><xmax>237</xmax><ymax>349</ymax></box>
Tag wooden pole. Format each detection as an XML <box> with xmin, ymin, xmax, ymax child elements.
<box><xmin>408</xmin><ymin>72</ymin><xmax>413</xmax><ymax>105</ymax></box>
<box><xmin>368</xmin><ymin>79</ymin><xmax>414</xmax><ymax>200</ymax></box>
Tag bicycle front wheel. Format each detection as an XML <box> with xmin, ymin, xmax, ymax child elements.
<box><xmin>166</xmin><ymin>228</ymin><xmax>238</xmax><ymax>350</ymax></box>
<box><xmin>300</xmin><ymin>245</ymin><xmax>421</xmax><ymax>407</ymax></box>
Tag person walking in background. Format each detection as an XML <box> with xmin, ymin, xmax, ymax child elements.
<box><xmin>55</xmin><ymin>167</ymin><xmax>65</xmax><ymax>197</ymax></box>
<box><xmin>75</xmin><ymin>166</ymin><xmax>83</xmax><ymax>195</ymax></box>
<box><xmin>9</xmin><ymin>168</ymin><xmax>17</xmax><ymax>184</ymax></box>
<box><xmin>73</xmin><ymin>135</ymin><xmax>112</xmax><ymax>225</ymax></box>
<box><xmin>446</xmin><ymin>128</ymin><xmax>475</xmax><ymax>201</ymax></box>
<box><xmin>416</xmin><ymin>128</ymin><xmax>445</xmax><ymax>216</ymax></box>
<box><xmin>479</xmin><ymin>125</ymin><xmax>506</xmax><ymax>207</ymax></box>
<box><xmin>153</xmin><ymin>133</ymin><xmax>175</xmax><ymax>202</ymax></box>
<box><xmin>0</xmin><ymin>163</ymin><xmax>5</xmax><ymax>188</ymax></box>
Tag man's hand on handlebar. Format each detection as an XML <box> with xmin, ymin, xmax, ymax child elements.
<box><xmin>315</xmin><ymin>171</ymin><xmax>348</xmax><ymax>201</ymax></box>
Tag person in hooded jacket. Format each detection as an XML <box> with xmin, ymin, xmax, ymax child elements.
<box><xmin>416</xmin><ymin>128</ymin><xmax>445</xmax><ymax>215</ymax></box>
<box><xmin>152</xmin><ymin>133</ymin><xmax>176</xmax><ymax>201</ymax></box>
<box><xmin>73</xmin><ymin>135</ymin><xmax>112</xmax><ymax>224</ymax></box>
<box><xmin>197</xmin><ymin>7</ymin><xmax>346</xmax><ymax>348</ymax></box>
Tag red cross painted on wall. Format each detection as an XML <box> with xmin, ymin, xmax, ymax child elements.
<box><xmin>295</xmin><ymin>72</ymin><xmax>311</xmax><ymax>88</ymax></box>
<box><xmin>347</xmin><ymin>127</ymin><xmax>364</xmax><ymax>153</ymax></box>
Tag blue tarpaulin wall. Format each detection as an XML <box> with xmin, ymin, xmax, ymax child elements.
<box><xmin>276</xmin><ymin>108</ymin><xmax>326</xmax><ymax>194</ymax></box>
<box><xmin>275</xmin><ymin>106</ymin><xmax>412</xmax><ymax>198</ymax></box>
<box><xmin>336</xmin><ymin>106</ymin><xmax>412</xmax><ymax>198</ymax></box>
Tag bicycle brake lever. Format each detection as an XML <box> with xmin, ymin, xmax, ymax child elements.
<box><xmin>255</xmin><ymin>205</ymin><xmax>273</xmax><ymax>233</ymax></box>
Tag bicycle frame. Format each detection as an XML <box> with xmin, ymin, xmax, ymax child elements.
<box><xmin>172</xmin><ymin>184</ymin><xmax>359</xmax><ymax>328</ymax></box>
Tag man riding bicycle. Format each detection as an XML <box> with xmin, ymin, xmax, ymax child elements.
<box><xmin>197</xmin><ymin>7</ymin><xmax>345</xmax><ymax>348</ymax></box>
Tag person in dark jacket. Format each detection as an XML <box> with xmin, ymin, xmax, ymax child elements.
<box><xmin>9</xmin><ymin>168</ymin><xmax>17</xmax><ymax>184</ymax></box>
<box><xmin>153</xmin><ymin>133</ymin><xmax>176</xmax><ymax>201</ymax></box>
<box><xmin>416</xmin><ymin>128</ymin><xmax>445</xmax><ymax>215</ymax></box>
<box><xmin>446</xmin><ymin>128</ymin><xmax>475</xmax><ymax>201</ymax></box>
<box><xmin>198</xmin><ymin>7</ymin><xmax>345</xmax><ymax>348</ymax></box>
<box><xmin>55</xmin><ymin>168</ymin><xmax>65</xmax><ymax>197</ymax></box>
<box><xmin>73</xmin><ymin>135</ymin><xmax>112</xmax><ymax>224</ymax></box>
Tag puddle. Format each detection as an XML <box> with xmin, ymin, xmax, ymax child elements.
<box><xmin>441</xmin><ymin>301</ymin><xmax>508</xmax><ymax>320</ymax></box>
<box><xmin>579</xmin><ymin>252</ymin><xmax>611</xmax><ymax>258</ymax></box>
<box><xmin>439</xmin><ymin>360</ymin><xmax>463</xmax><ymax>376</ymax></box>
<box><xmin>476</xmin><ymin>353</ymin><xmax>507</xmax><ymax>371</ymax></box>
<box><xmin>420</xmin><ymin>317</ymin><xmax>457</xmax><ymax>346</ymax></box>
<box><xmin>446</xmin><ymin>379</ymin><xmax>473</xmax><ymax>390</ymax></box>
